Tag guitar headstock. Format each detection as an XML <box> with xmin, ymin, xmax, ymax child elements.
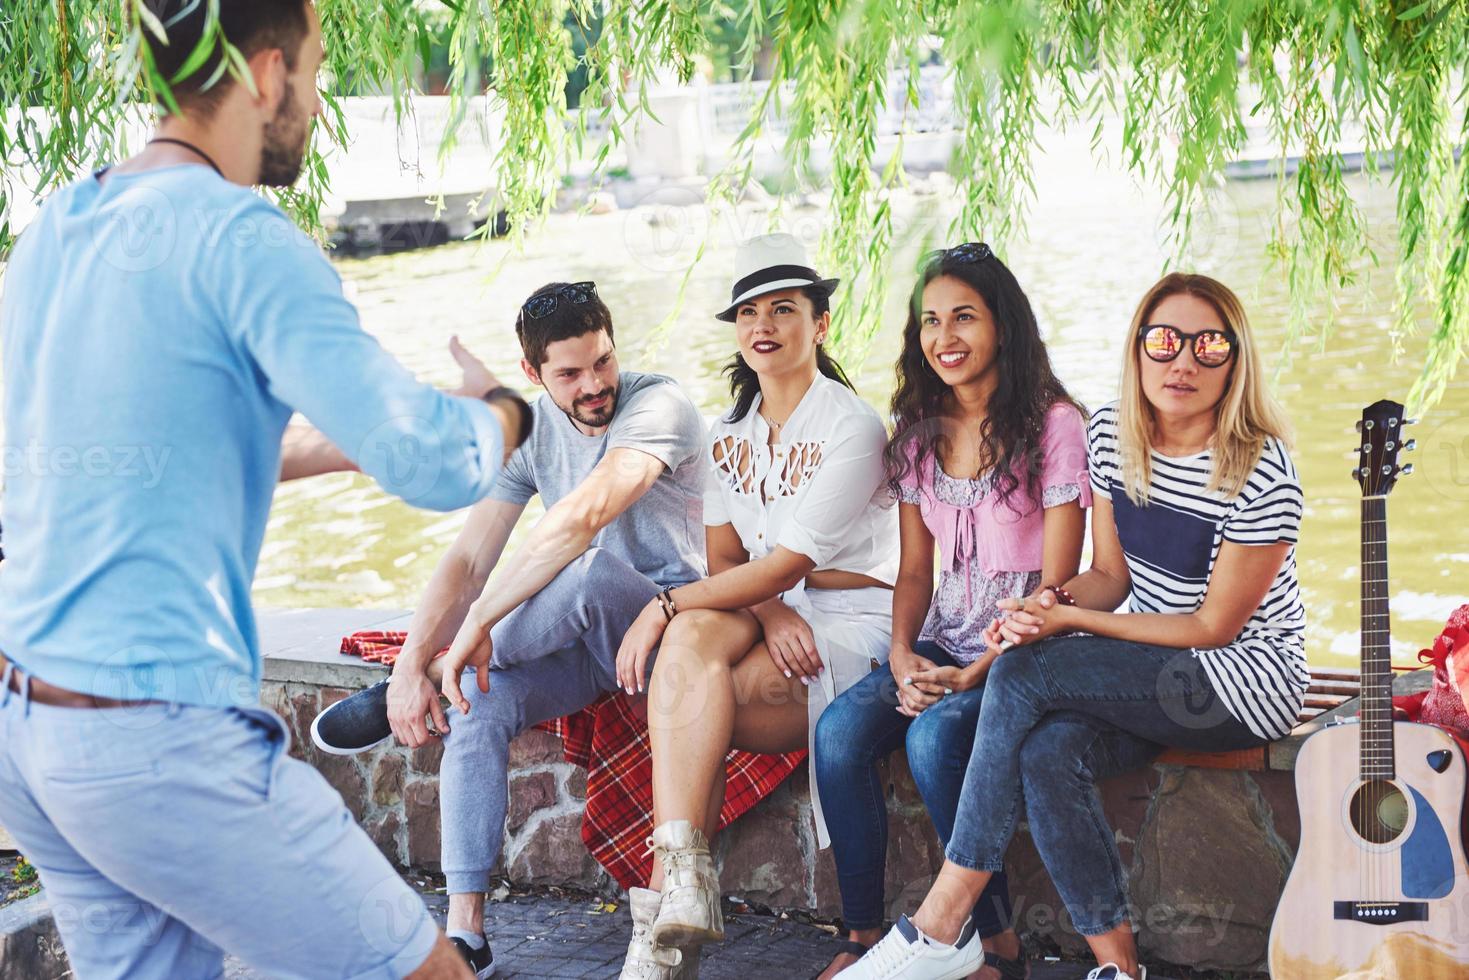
<box><xmin>1352</xmin><ymin>399</ymin><xmax>1415</xmax><ymax>497</ymax></box>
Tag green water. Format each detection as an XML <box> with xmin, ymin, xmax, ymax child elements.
<box><xmin>188</xmin><ymin>166</ymin><xmax>1469</xmax><ymax>668</ymax></box>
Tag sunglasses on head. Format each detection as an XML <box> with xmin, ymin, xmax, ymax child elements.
<box><xmin>1138</xmin><ymin>323</ymin><xmax>1236</xmax><ymax>368</ymax></box>
<box><xmin>520</xmin><ymin>281</ymin><xmax>598</xmax><ymax>323</ymax></box>
<box><xmin>923</xmin><ymin>241</ymin><xmax>993</xmax><ymax>268</ymax></box>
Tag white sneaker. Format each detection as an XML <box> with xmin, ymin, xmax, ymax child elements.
<box><xmin>842</xmin><ymin>914</ymin><xmax>984</xmax><ymax>980</ymax></box>
<box><xmin>619</xmin><ymin>887</ymin><xmax>698</xmax><ymax>979</ymax></box>
<box><xmin>1085</xmin><ymin>964</ymin><xmax>1147</xmax><ymax>980</ymax></box>
<box><xmin>649</xmin><ymin>821</ymin><xmax>724</xmax><ymax>947</ymax></box>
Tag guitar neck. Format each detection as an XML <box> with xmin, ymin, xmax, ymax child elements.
<box><xmin>1360</xmin><ymin>495</ymin><xmax>1394</xmax><ymax>780</ymax></box>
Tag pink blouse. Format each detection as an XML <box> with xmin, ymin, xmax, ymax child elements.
<box><xmin>897</xmin><ymin>402</ymin><xmax>1092</xmax><ymax>577</ymax></box>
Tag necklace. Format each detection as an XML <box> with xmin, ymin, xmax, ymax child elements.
<box><xmin>759</xmin><ymin>412</ymin><xmax>785</xmax><ymax>432</ymax></box>
<box><xmin>146</xmin><ymin>137</ymin><xmax>225</xmax><ymax>178</ymax></box>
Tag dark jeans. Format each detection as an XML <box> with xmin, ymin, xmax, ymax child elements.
<box><xmin>814</xmin><ymin>641</ymin><xmax>1012</xmax><ymax>935</ymax></box>
<box><xmin>947</xmin><ymin>635</ymin><xmax>1266</xmax><ymax>934</ymax></box>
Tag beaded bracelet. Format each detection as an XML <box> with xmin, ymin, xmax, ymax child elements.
<box><xmin>1042</xmin><ymin>584</ymin><xmax>1078</xmax><ymax>607</ymax></box>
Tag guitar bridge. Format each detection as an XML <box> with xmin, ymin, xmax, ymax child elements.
<box><xmin>1333</xmin><ymin>901</ymin><xmax>1428</xmax><ymax>925</ymax></box>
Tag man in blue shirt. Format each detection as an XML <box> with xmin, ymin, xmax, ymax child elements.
<box><xmin>0</xmin><ymin>2</ymin><xmax>524</xmax><ymax>977</ymax></box>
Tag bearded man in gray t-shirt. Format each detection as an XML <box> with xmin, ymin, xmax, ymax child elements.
<box><xmin>311</xmin><ymin>282</ymin><xmax>707</xmax><ymax>977</ymax></box>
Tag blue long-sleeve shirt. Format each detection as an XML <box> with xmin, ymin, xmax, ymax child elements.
<box><xmin>0</xmin><ymin>164</ymin><xmax>504</xmax><ymax>707</ymax></box>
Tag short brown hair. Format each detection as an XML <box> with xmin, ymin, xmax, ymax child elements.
<box><xmin>143</xmin><ymin>0</ymin><xmax>310</xmax><ymax>117</ymax></box>
<box><xmin>515</xmin><ymin>283</ymin><xmax>615</xmax><ymax>367</ymax></box>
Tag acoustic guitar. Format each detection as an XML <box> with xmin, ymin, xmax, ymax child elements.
<box><xmin>1268</xmin><ymin>400</ymin><xmax>1469</xmax><ymax>978</ymax></box>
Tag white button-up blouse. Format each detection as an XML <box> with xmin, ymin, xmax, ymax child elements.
<box><xmin>703</xmin><ymin>374</ymin><xmax>899</xmax><ymax>583</ymax></box>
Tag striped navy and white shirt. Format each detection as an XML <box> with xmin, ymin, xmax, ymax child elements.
<box><xmin>1088</xmin><ymin>403</ymin><xmax>1309</xmax><ymax>740</ymax></box>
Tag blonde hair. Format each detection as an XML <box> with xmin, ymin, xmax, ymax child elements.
<box><xmin>1116</xmin><ymin>273</ymin><xmax>1292</xmax><ymax>503</ymax></box>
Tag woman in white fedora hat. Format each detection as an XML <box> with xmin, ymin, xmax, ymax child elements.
<box><xmin>612</xmin><ymin>232</ymin><xmax>899</xmax><ymax>977</ymax></box>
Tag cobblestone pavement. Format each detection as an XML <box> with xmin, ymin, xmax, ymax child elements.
<box><xmin>223</xmin><ymin>883</ymin><xmax>1181</xmax><ymax>979</ymax></box>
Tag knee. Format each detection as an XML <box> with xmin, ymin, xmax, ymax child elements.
<box><xmin>904</xmin><ymin>711</ymin><xmax>944</xmax><ymax>773</ymax></box>
<box><xmin>813</xmin><ymin>704</ymin><xmax>866</xmax><ymax>777</ymax></box>
<box><xmin>555</xmin><ymin>545</ymin><xmax>610</xmax><ymax>589</ymax></box>
<box><xmin>661</xmin><ymin>609</ymin><xmax>733</xmax><ymax>660</ymax></box>
<box><xmin>1018</xmin><ymin>726</ymin><xmax>1087</xmax><ymax>790</ymax></box>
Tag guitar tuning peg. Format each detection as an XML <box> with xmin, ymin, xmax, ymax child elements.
<box><xmin>1402</xmin><ymin>463</ymin><xmax>1414</xmax><ymax>476</ymax></box>
<box><xmin>1405</xmin><ymin>418</ymin><xmax>1419</xmax><ymax>426</ymax></box>
<box><xmin>1351</xmin><ymin>467</ymin><xmax>1362</xmax><ymax>480</ymax></box>
<box><xmin>1404</xmin><ymin>438</ymin><xmax>1416</xmax><ymax>452</ymax></box>
<box><xmin>1354</xmin><ymin>420</ymin><xmax>1364</xmax><ymax>433</ymax></box>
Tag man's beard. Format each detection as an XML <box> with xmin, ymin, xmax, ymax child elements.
<box><xmin>259</xmin><ymin>80</ymin><xmax>310</xmax><ymax>188</ymax></box>
<box><xmin>562</xmin><ymin>384</ymin><xmax>619</xmax><ymax>428</ymax></box>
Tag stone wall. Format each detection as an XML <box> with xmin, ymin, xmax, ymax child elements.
<box><xmin>262</xmin><ymin>674</ymin><xmax>1301</xmax><ymax>974</ymax></box>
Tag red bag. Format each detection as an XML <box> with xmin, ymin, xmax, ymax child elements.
<box><xmin>1393</xmin><ymin>603</ymin><xmax>1469</xmax><ymax>736</ymax></box>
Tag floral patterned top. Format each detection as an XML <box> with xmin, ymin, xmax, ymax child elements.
<box><xmin>899</xmin><ymin>467</ymin><xmax>1082</xmax><ymax>663</ymax></box>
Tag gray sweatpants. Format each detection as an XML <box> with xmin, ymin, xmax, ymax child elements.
<box><xmin>439</xmin><ymin>546</ymin><xmax>660</xmax><ymax>894</ymax></box>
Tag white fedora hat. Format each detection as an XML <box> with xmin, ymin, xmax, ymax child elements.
<box><xmin>715</xmin><ymin>233</ymin><xmax>841</xmax><ymax>322</ymax></box>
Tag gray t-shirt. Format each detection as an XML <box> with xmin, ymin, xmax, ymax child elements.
<box><xmin>488</xmin><ymin>371</ymin><xmax>707</xmax><ymax>587</ymax></box>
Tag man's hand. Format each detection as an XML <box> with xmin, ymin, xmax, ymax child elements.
<box><xmin>387</xmin><ymin>663</ymin><xmax>451</xmax><ymax>749</ymax></box>
<box><xmin>441</xmin><ymin>601</ymin><xmax>496</xmax><ymax>713</ymax></box>
<box><xmin>448</xmin><ymin>335</ymin><xmax>502</xmax><ymax>399</ymax></box>
<box><xmin>753</xmin><ymin>600</ymin><xmax>822</xmax><ymax>682</ymax></box>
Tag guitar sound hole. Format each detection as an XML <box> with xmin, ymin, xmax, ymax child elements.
<box><xmin>1349</xmin><ymin>779</ymin><xmax>1410</xmax><ymax>844</ymax></box>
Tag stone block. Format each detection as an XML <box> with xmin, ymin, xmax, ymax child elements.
<box><xmin>1130</xmin><ymin>767</ymin><xmax>1287</xmax><ymax>972</ymax></box>
<box><xmin>508</xmin><ymin>730</ymin><xmax>565</xmax><ymax>767</ymax></box>
<box><xmin>315</xmin><ymin>753</ymin><xmax>369</xmax><ymax>822</ymax></box>
<box><xmin>509</xmin><ymin>812</ymin><xmax>601</xmax><ymax>887</ymax></box>
<box><xmin>507</xmin><ymin>771</ymin><xmax>558</xmax><ymax>833</ymax></box>
<box><xmin>366</xmin><ymin>811</ymin><xmax>404</xmax><ymax>866</ymax></box>
<box><xmin>720</xmin><ymin>794</ymin><xmax>809</xmax><ymax>908</ymax></box>
<box><xmin>285</xmin><ymin>689</ymin><xmax>320</xmax><ymax>762</ymax></box>
<box><xmin>0</xmin><ymin>894</ymin><xmax>67</xmax><ymax>980</ymax></box>
<box><xmin>411</xmin><ymin>738</ymin><xmax>444</xmax><ymax>776</ymax></box>
<box><xmin>406</xmin><ymin>780</ymin><xmax>442</xmax><ymax>870</ymax></box>
<box><xmin>563</xmin><ymin>766</ymin><xmax>588</xmax><ymax>801</ymax></box>
<box><xmin>1250</xmin><ymin>770</ymin><xmax>1301</xmax><ymax>855</ymax></box>
<box><xmin>1098</xmin><ymin>766</ymin><xmax>1161</xmax><ymax>870</ymax></box>
<box><xmin>881</xmin><ymin>811</ymin><xmax>946</xmax><ymax>922</ymax></box>
<box><xmin>372</xmin><ymin>753</ymin><xmax>406</xmax><ymax>808</ymax></box>
<box><xmin>1005</xmin><ymin>827</ymin><xmax>1088</xmax><ymax>957</ymax></box>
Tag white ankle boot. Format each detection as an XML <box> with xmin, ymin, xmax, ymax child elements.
<box><xmin>619</xmin><ymin>887</ymin><xmax>698</xmax><ymax>979</ymax></box>
<box><xmin>649</xmin><ymin>820</ymin><xmax>724</xmax><ymax>947</ymax></box>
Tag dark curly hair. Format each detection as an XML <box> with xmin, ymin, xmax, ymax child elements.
<box><xmin>884</xmin><ymin>249</ymin><xmax>1081</xmax><ymax>515</ymax></box>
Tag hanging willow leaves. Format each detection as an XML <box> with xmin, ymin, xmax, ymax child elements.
<box><xmin>1</xmin><ymin>0</ymin><xmax>1466</xmax><ymax>410</ymax></box>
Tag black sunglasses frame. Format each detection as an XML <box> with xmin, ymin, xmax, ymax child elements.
<box><xmin>1138</xmin><ymin>323</ymin><xmax>1238</xmax><ymax>368</ymax></box>
<box><xmin>520</xmin><ymin>281</ymin><xmax>598</xmax><ymax>323</ymax></box>
<box><xmin>923</xmin><ymin>241</ymin><xmax>993</xmax><ymax>268</ymax></box>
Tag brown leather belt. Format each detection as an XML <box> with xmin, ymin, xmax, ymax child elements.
<box><xmin>0</xmin><ymin>651</ymin><xmax>163</xmax><ymax>709</ymax></box>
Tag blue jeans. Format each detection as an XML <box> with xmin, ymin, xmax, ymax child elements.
<box><xmin>947</xmin><ymin>635</ymin><xmax>1266</xmax><ymax>935</ymax></box>
<box><xmin>814</xmin><ymin>641</ymin><xmax>1012</xmax><ymax>935</ymax></box>
<box><xmin>0</xmin><ymin>666</ymin><xmax>439</xmax><ymax>979</ymax></box>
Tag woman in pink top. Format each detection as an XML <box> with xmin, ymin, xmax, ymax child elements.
<box><xmin>811</xmin><ymin>243</ymin><xmax>1089</xmax><ymax>979</ymax></box>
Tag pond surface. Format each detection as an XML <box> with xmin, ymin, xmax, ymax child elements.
<box><xmin>253</xmin><ymin>152</ymin><xmax>1468</xmax><ymax>670</ymax></box>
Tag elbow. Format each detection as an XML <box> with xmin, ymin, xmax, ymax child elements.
<box><xmin>548</xmin><ymin>501</ymin><xmax>603</xmax><ymax>553</ymax></box>
<box><xmin>1195</xmin><ymin>616</ymin><xmax>1239</xmax><ymax>649</ymax></box>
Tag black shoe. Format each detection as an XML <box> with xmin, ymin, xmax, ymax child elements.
<box><xmin>309</xmin><ymin>679</ymin><xmax>392</xmax><ymax>755</ymax></box>
<box><xmin>449</xmin><ymin>935</ymin><xmax>497</xmax><ymax>978</ymax></box>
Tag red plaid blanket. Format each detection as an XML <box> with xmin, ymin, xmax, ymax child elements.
<box><xmin>340</xmin><ymin>631</ymin><xmax>807</xmax><ymax>889</ymax></box>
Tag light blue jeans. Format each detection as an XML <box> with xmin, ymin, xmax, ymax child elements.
<box><xmin>0</xmin><ymin>663</ymin><xmax>440</xmax><ymax>980</ymax></box>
